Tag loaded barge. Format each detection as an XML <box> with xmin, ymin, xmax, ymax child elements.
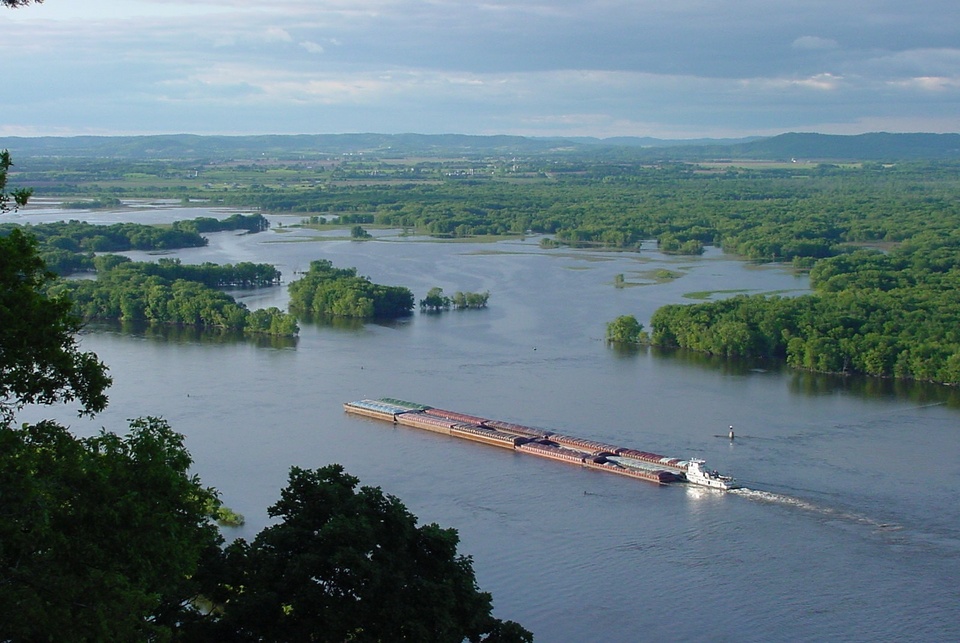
<box><xmin>343</xmin><ymin>398</ymin><xmax>739</xmax><ymax>489</ymax></box>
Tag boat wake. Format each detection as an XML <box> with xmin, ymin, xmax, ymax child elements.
<box><xmin>730</xmin><ymin>487</ymin><xmax>903</xmax><ymax>533</ymax></box>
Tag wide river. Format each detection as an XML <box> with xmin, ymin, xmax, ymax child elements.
<box><xmin>12</xmin><ymin>203</ymin><xmax>960</xmax><ymax>642</ymax></box>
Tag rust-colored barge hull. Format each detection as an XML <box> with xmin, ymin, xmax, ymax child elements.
<box><xmin>344</xmin><ymin>399</ymin><xmax>692</xmax><ymax>486</ymax></box>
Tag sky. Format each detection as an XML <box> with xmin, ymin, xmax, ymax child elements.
<box><xmin>1</xmin><ymin>0</ymin><xmax>958</xmax><ymax>139</ymax></box>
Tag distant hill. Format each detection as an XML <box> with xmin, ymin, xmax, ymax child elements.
<box><xmin>0</xmin><ymin>133</ymin><xmax>581</xmax><ymax>160</ymax></box>
<box><xmin>0</xmin><ymin>131</ymin><xmax>957</xmax><ymax>162</ymax></box>
<box><xmin>730</xmin><ymin>132</ymin><xmax>960</xmax><ymax>161</ymax></box>
<box><xmin>567</xmin><ymin>135</ymin><xmax>763</xmax><ymax>148</ymax></box>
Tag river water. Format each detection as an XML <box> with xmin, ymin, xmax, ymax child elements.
<box><xmin>12</xmin><ymin>204</ymin><xmax>960</xmax><ymax>642</ymax></box>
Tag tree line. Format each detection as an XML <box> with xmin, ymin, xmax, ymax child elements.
<box><xmin>5</xmin><ymin>212</ymin><xmax>268</xmax><ymax>252</ymax></box>
<box><xmin>49</xmin><ymin>258</ymin><xmax>299</xmax><ymax>337</ymax></box>
<box><xmin>210</xmin><ymin>161</ymin><xmax>960</xmax><ymax>260</ymax></box>
<box><xmin>1</xmin><ymin>218</ymin><xmax>207</xmax><ymax>253</ymax></box>
<box><xmin>1</xmin><ymin>213</ymin><xmax>270</xmax><ymax>275</ymax></box>
<box><xmin>420</xmin><ymin>286</ymin><xmax>491</xmax><ymax>311</ymax></box>
<box><xmin>104</xmin><ymin>255</ymin><xmax>282</xmax><ymax>288</ymax></box>
<box><xmin>647</xmin><ymin>233</ymin><xmax>960</xmax><ymax>384</ymax></box>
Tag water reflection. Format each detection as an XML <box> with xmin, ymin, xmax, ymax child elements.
<box><xmin>643</xmin><ymin>345</ymin><xmax>960</xmax><ymax>407</ymax></box>
<box><xmin>649</xmin><ymin>345</ymin><xmax>786</xmax><ymax>377</ymax></box>
<box><xmin>294</xmin><ymin>312</ymin><xmax>411</xmax><ymax>332</ymax></box>
<box><xmin>605</xmin><ymin>342</ymin><xmax>645</xmax><ymax>358</ymax></box>
<box><xmin>83</xmin><ymin>320</ymin><xmax>297</xmax><ymax>349</ymax></box>
<box><xmin>788</xmin><ymin>370</ymin><xmax>960</xmax><ymax>408</ymax></box>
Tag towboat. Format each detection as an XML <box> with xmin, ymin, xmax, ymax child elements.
<box><xmin>684</xmin><ymin>459</ymin><xmax>739</xmax><ymax>490</ymax></box>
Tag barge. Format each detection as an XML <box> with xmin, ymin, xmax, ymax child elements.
<box><xmin>343</xmin><ymin>398</ymin><xmax>739</xmax><ymax>489</ymax></box>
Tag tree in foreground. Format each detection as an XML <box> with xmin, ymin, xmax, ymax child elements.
<box><xmin>0</xmin><ymin>228</ymin><xmax>112</xmax><ymax>422</ymax></box>
<box><xmin>0</xmin><ymin>150</ymin><xmax>32</xmax><ymax>214</ymax></box>
<box><xmin>193</xmin><ymin>465</ymin><xmax>532</xmax><ymax>642</ymax></box>
<box><xmin>2</xmin><ymin>151</ymin><xmax>111</xmax><ymax>422</ymax></box>
<box><xmin>0</xmin><ymin>417</ymin><xmax>223</xmax><ymax>642</ymax></box>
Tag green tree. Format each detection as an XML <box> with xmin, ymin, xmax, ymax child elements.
<box><xmin>450</xmin><ymin>290</ymin><xmax>490</xmax><ymax>309</ymax></box>
<box><xmin>606</xmin><ymin>314</ymin><xmax>645</xmax><ymax>344</ymax></box>
<box><xmin>350</xmin><ymin>224</ymin><xmax>372</xmax><ymax>239</ymax></box>
<box><xmin>196</xmin><ymin>465</ymin><xmax>531</xmax><ymax>643</ymax></box>
<box><xmin>0</xmin><ymin>228</ymin><xmax>112</xmax><ymax>421</ymax></box>
<box><xmin>421</xmin><ymin>286</ymin><xmax>452</xmax><ymax>310</ymax></box>
<box><xmin>0</xmin><ymin>150</ymin><xmax>32</xmax><ymax>214</ymax></box>
<box><xmin>0</xmin><ymin>417</ymin><xmax>223</xmax><ymax>642</ymax></box>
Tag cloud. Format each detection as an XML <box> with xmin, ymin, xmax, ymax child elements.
<box><xmin>300</xmin><ymin>41</ymin><xmax>326</xmax><ymax>54</ymax></box>
<box><xmin>2</xmin><ymin>0</ymin><xmax>958</xmax><ymax>137</ymax></box>
<box><xmin>889</xmin><ymin>76</ymin><xmax>960</xmax><ymax>92</ymax></box>
<box><xmin>265</xmin><ymin>27</ymin><xmax>294</xmax><ymax>43</ymax></box>
<box><xmin>792</xmin><ymin>36</ymin><xmax>840</xmax><ymax>51</ymax></box>
<box><xmin>739</xmin><ymin>73</ymin><xmax>845</xmax><ymax>92</ymax></box>
<box><xmin>862</xmin><ymin>48</ymin><xmax>960</xmax><ymax>78</ymax></box>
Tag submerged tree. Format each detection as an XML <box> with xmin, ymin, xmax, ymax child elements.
<box><xmin>606</xmin><ymin>314</ymin><xmax>646</xmax><ymax>344</ymax></box>
<box><xmin>421</xmin><ymin>286</ymin><xmax>452</xmax><ymax>310</ymax></box>
<box><xmin>451</xmin><ymin>290</ymin><xmax>490</xmax><ymax>309</ymax></box>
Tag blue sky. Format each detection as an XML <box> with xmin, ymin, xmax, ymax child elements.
<box><xmin>2</xmin><ymin>0</ymin><xmax>958</xmax><ymax>138</ymax></box>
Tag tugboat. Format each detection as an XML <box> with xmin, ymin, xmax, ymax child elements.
<box><xmin>684</xmin><ymin>459</ymin><xmax>740</xmax><ymax>490</ymax></box>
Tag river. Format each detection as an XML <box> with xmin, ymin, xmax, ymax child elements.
<box><xmin>11</xmin><ymin>203</ymin><xmax>960</xmax><ymax>642</ymax></box>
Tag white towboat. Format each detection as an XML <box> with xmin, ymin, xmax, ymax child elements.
<box><xmin>684</xmin><ymin>459</ymin><xmax>740</xmax><ymax>490</ymax></box>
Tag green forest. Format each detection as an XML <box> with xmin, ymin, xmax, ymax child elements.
<box><xmin>650</xmin><ymin>238</ymin><xmax>960</xmax><ymax>383</ymax></box>
<box><xmin>0</xmin><ymin>213</ymin><xmax>269</xmax><ymax>274</ymax></box>
<box><xmin>50</xmin><ymin>258</ymin><xmax>299</xmax><ymax>337</ymax></box>
<box><xmin>9</xmin><ymin>146</ymin><xmax>960</xmax><ymax>379</ymax></box>
<box><xmin>0</xmin><ymin>215</ymin><xmax>298</xmax><ymax>337</ymax></box>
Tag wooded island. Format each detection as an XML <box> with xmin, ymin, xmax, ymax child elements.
<box><xmin>7</xmin><ymin>133</ymin><xmax>960</xmax><ymax>382</ymax></box>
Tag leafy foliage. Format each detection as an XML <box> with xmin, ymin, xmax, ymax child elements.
<box><xmin>451</xmin><ymin>290</ymin><xmax>490</xmax><ymax>309</ymax></box>
<box><xmin>606</xmin><ymin>315</ymin><xmax>645</xmax><ymax>344</ymax></box>
<box><xmin>0</xmin><ymin>228</ymin><xmax>111</xmax><ymax>421</ymax></box>
<box><xmin>650</xmin><ymin>237</ymin><xmax>960</xmax><ymax>383</ymax></box>
<box><xmin>350</xmin><ymin>224</ymin><xmax>372</xmax><ymax>238</ymax></box>
<box><xmin>0</xmin><ymin>150</ymin><xmax>32</xmax><ymax>213</ymax></box>
<box><xmin>173</xmin><ymin>212</ymin><xmax>270</xmax><ymax>234</ymax></box>
<box><xmin>104</xmin><ymin>256</ymin><xmax>282</xmax><ymax>288</ymax></box>
<box><xmin>0</xmin><ymin>417</ymin><xmax>223</xmax><ymax>642</ymax></box>
<box><xmin>288</xmin><ymin>259</ymin><xmax>414</xmax><ymax>319</ymax></box>
<box><xmin>421</xmin><ymin>286</ymin><xmax>452</xmax><ymax>310</ymax></box>
<box><xmin>420</xmin><ymin>287</ymin><xmax>491</xmax><ymax>311</ymax></box>
<box><xmin>198</xmin><ymin>161</ymin><xmax>960</xmax><ymax>260</ymax></box>
<box><xmin>193</xmin><ymin>465</ymin><xmax>532</xmax><ymax>642</ymax></box>
<box><xmin>0</xmin><ymin>214</ymin><xmax>270</xmax><ymax>277</ymax></box>
<box><xmin>0</xmin><ymin>218</ymin><xmax>207</xmax><ymax>256</ymax></box>
<box><xmin>50</xmin><ymin>261</ymin><xmax>298</xmax><ymax>336</ymax></box>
